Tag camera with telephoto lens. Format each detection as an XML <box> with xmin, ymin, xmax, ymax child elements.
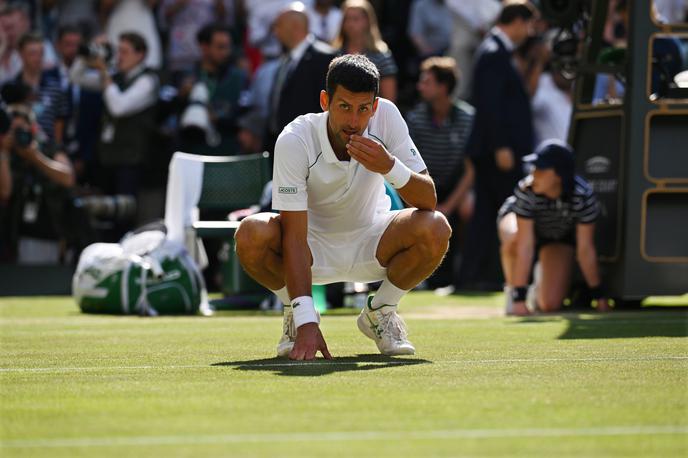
<box><xmin>74</xmin><ymin>195</ymin><xmax>136</xmax><ymax>222</ymax></box>
<box><xmin>78</xmin><ymin>42</ymin><xmax>114</xmax><ymax>62</ymax></box>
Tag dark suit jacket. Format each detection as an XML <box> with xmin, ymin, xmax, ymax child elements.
<box><xmin>272</xmin><ymin>40</ymin><xmax>335</xmax><ymax>137</ymax></box>
<box><xmin>467</xmin><ymin>33</ymin><xmax>534</xmax><ymax>172</ymax></box>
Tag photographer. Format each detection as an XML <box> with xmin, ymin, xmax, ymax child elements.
<box><xmin>178</xmin><ymin>23</ymin><xmax>246</xmax><ymax>155</ymax></box>
<box><xmin>0</xmin><ymin>83</ymin><xmax>77</xmax><ymax>264</ymax></box>
<box><xmin>70</xmin><ymin>32</ymin><xmax>158</xmax><ymax>201</ymax></box>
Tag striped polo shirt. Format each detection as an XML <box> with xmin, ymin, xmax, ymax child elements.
<box><xmin>500</xmin><ymin>175</ymin><xmax>600</xmax><ymax>241</ymax></box>
<box><xmin>406</xmin><ymin>100</ymin><xmax>474</xmax><ymax>197</ymax></box>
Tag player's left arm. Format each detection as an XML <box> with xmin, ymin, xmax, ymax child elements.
<box><xmin>575</xmin><ymin>223</ymin><xmax>610</xmax><ymax>312</ymax></box>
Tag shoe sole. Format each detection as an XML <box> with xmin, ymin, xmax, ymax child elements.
<box><xmin>356</xmin><ymin>313</ymin><xmax>416</xmax><ymax>356</ymax></box>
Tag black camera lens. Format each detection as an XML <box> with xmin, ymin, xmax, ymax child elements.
<box><xmin>14</xmin><ymin>128</ymin><xmax>33</xmax><ymax>148</ymax></box>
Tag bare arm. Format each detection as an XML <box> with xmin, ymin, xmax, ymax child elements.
<box><xmin>511</xmin><ymin>216</ymin><xmax>535</xmax><ymax>315</ymax></box>
<box><xmin>280</xmin><ymin>210</ymin><xmax>332</xmax><ymax>360</ymax></box>
<box><xmin>576</xmin><ymin>223</ymin><xmax>602</xmax><ymax>287</ymax></box>
<box><xmin>396</xmin><ymin>169</ymin><xmax>436</xmax><ymax>211</ymax></box>
<box><xmin>576</xmin><ymin>223</ymin><xmax>610</xmax><ymax>311</ymax></box>
<box><xmin>347</xmin><ymin>135</ymin><xmax>436</xmax><ymax>210</ymax></box>
<box><xmin>280</xmin><ymin>210</ymin><xmax>311</xmax><ymax>300</ymax></box>
<box><xmin>18</xmin><ymin>145</ymin><xmax>75</xmax><ymax>189</ymax></box>
<box><xmin>437</xmin><ymin>158</ymin><xmax>474</xmax><ymax>216</ymax></box>
<box><xmin>512</xmin><ymin>216</ymin><xmax>536</xmax><ymax>288</ymax></box>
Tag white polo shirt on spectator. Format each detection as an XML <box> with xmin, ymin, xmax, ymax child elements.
<box><xmin>272</xmin><ymin>97</ymin><xmax>426</xmax><ymax>235</ymax></box>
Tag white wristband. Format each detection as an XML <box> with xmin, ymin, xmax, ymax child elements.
<box><xmin>291</xmin><ymin>296</ymin><xmax>319</xmax><ymax>328</ymax></box>
<box><xmin>383</xmin><ymin>158</ymin><xmax>412</xmax><ymax>189</ymax></box>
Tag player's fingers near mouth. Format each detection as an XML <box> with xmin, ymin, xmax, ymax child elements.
<box><xmin>348</xmin><ymin>139</ymin><xmax>376</xmax><ymax>154</ymax></box>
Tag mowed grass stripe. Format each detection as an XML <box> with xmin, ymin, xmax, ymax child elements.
<box><xmin>1</xmin><ymin>355</ymin><xmax>687</xmax><ymax>373</ymax></box>
<box><xmin>2</xmin><ymin>425</ymin><xmax>687</xmax><ymax>449</ymax></box>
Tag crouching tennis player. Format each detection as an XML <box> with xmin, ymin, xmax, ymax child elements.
<box><xmin>235</xmin><ymin>55</ymin><xmax>451</xmax><ymax>360</ymax></box>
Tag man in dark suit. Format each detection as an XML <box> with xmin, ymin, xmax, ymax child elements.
<box><xmin>266</xmin><ymin>2</ymin><xmax>336</xmax><ymax>153</ymax></box>
<box><xmin>458</xmin><ymin>1</ymin><xmax>538</xmax><ymax>290</ymax></box>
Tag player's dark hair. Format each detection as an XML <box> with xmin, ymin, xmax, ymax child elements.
<box><xmin>420</xmin><ymin>56</ymin><xmax>460</xmax><ymax>94</ymax></box>
<box><xmin>498</xmin><ymin>2</ymin><xmax>537</xmax><ymax>25</ymax></box>
<box><xmin>326</xmin><ymin>54</ymin><xmax>379</xmax><ymax>100</ymax></box>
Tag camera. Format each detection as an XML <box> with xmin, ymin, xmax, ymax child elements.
<box><xmin>13</xmin><ymin>127</ymin><xmax>33</xmax><ymax>148</ymax></box>
<box><xmin>74</xmin><ymin>195</ymin><xmax>137</xmax><ymax>222</ymax></box>
<box><xmin>78</xmin><ymin>42</ymin><xmax>114</xmax><ymax>62</ymax></box>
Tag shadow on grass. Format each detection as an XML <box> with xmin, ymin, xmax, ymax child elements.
<box><xmin>513</xmin><ymin>311</ymin><xmax>688</xmax><ymax>339</ymax></box>
<box><xmin>211</xmin><ymin>354</ymin><xmax>431</xmax><ymax>376</ymax></box>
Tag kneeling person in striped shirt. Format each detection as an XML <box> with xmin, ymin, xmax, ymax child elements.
<box><xmin>235</xmin><ymin>55</ymin><xmax>451</xmax><ymax>360</ymax></box>
<box><xmin>498</xmin><ymin>140</ymin><xmax>610</xmax><ymax>316</ymax></box>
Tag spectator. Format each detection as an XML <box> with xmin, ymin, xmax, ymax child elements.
<box><xmin>459</xmin><ymin>1</ymin><xmax>538</xmax><ymax>290</ymax></box>
<box><xmin>0</xmin><ymin>4</ymin><xmax>31</xmax><ymax>85</ymax></box>
<box><xmin>407</xmin><ymin>56</ymin><xmax>474</xmax><ymax>289</ymax></box>
<box><xmin>334</xmin><ymin>0</ymin><xmax>397</xmax><ymax>102</ymax></box>
<box><xmin>0</xmin><ymin>82</ymin><xmax>77</xmax><ymax>264</ymax></box>
<box><xmin>498</xmin><ymin>140</ymin><xmax>610</xmax><ymax>315</ymax></box>
<box><xmin>180</xmin><ymin>23</ymin><xmax>247</xmax><ymax>155</ymax></box>
<box><xmin>445</xmin><ymin>0</ymin><xmax>500</xmax><ymax>99</ymax></box>
<box><xmin>307</xmin><ymin>0</ymin><xmax>342</xmax><ymax>44</ymax></box>
<box><xmin>45</xmin><ymin>25</ymin><xmax>81</xmax><ymax>152</ymax></box>
<box><xmin>407</xmin><ymin>0</ymin><xmax>453</xmax><ymax>59</ymax></box>
<box><xmin>11</xmin><ymin>32</ymin><xmax>68</xmax><ymax>145</ymax></box>
<box><xmin>158</xmin><ymin>0</ymin><xmax>236</xmax><ymax>80</ymax></box>
<box><xmin>101</xmin><ymin>0</ymin><xmax>162</xmax><ymax>69</ymax></box>
<box><xmin>265</xmin><ymin>2</ymin><xmax>335</xmax><ymax>152</ymax></box>
<box><xmin>71</xmin><ymin>32</ymin><xmax>158</xmax><ymax>202</ymax></box>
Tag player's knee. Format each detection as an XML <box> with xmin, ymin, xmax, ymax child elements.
<box><xmin>415</xmin><ymin>210</ymin><xmax>451</xmax><ymax>258</ymax></box>
<box><xmin>235</xmin><ymin>217</ymin><xmax>271</xmax><ymax>262</ymax></box>
<box><xmin>433</xmin><ymin>211</ymin><xmax>452</xmax><ymax>246</ymax></box>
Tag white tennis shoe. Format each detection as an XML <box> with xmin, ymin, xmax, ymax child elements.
<box><xmin>357</xmin><ymin>296</ymin><xmax>415</xmax><ymax>356</ymax></box>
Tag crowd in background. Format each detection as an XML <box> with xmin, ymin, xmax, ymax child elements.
<box><xmin>0</xmin><ymin>0</ymin><xmax>687</xmax><ymax>292</ymax></box>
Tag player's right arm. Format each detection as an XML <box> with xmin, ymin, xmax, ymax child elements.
<box><xmin>280</xmin><ymin>210</ymin><xmax>330</xmax><ymax>360</ymax></box>
<box><xmin>272</xmin><ymin>131</ymin><xmax>331</xmax><ymax>360</ymax></box>
<box><xmin>280</xmin><ymin>210</ymin><xmax>311</xmax><ymax>300</ymax></box>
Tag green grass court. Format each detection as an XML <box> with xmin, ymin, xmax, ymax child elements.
<box><xmin>1</xmin><ymin>293</ymin><xmax>687</xmax><ymax>457</ymax></box>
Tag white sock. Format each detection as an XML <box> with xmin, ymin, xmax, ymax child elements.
<box><xmin>272</xmin><ymin>286</ymin><xmax>291</xmax><ymax>307</ymax></box>
<box><xmin>371</xmin><ymin>279</ymin><xmax>408</xmax><ymax>314</ymax></box>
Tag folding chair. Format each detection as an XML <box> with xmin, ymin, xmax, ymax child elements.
<box><xmin>164</xmin><ymin>151</ymin><xmax>271</xmax><ymax>299</ymax></box>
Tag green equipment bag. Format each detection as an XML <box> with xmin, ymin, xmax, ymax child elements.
<box><xmin>73</xmin><ymin>227</ymin><xmax>208</xmax><ymax>315</ymax></box>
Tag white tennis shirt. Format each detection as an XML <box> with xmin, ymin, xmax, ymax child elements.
<box><xmin>272</xmin><ymin>98</ymin><xmax>426</xmax><ymax>234</ymax></box>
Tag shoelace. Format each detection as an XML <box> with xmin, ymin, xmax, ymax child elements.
<box><xmin>283</xmin><ymin>309</ymin><xmax>296</xmax><ymax>339</ymax></box>
<box><xmin>378</xmin><ymin>312</ymin><xmax>408</xmax><ymax>343</ymax></box>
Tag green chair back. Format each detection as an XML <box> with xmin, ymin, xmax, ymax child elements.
<box><xmin>197</xmin><ymin>152</ymin><xmax>271</xmax><ymax>211</ymax></box>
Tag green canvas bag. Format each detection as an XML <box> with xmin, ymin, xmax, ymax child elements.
<box><xmin>73</xmin><ymin>228</ymin><xmax>207</xmax><ymax>315</ymax></box>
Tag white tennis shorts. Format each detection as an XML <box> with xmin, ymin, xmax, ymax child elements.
<box><xmin>308</xmin><ymin>210</ymin><xmax>401</xmax><ymax>285</ymax></box>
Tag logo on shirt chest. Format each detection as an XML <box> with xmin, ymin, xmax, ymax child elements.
<box><xmin>278</xmin><ymin>186</ymin><xmax>298</xmax><ymax>194</ymax></box>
